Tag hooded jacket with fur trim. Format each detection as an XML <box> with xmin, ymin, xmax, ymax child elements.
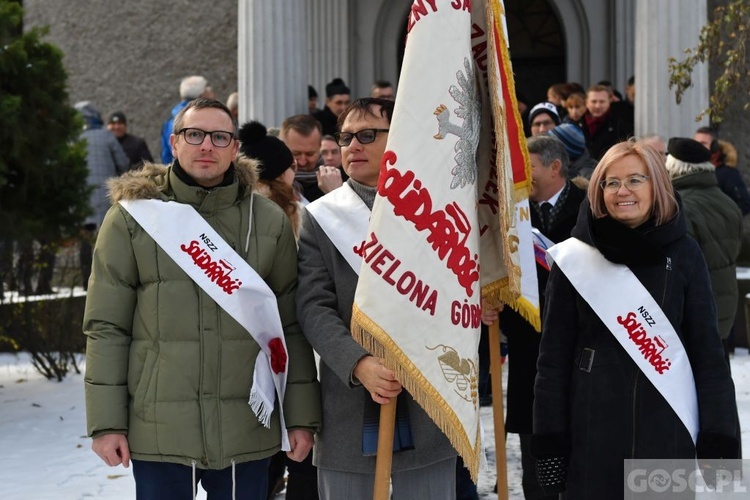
<box><xmin>669</xmin><ymin>165</ymin><xmax>743</xmax><ymax>339</ymax></box>
<box><xmin>83</xmin><ymin>156</ymin><xmax>320</xmax><ymax>470</ymax></box>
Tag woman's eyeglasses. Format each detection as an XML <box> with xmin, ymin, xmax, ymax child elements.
<box><xmin>599</xmin><ymin>174</ymin><xmax>650</xmax><ymax>192</ymax></box>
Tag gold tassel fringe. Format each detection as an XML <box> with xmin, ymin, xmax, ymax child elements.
<box><xmin>351</xmin><ymin>304</ymin><xmax>483</xmax><ymax>483</ymax></box>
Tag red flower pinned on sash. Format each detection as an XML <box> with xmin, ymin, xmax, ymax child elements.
<box><xmin>268</xmin><ymin>338</ymin><xmax>287</xmax><ymax>374</ymax></box>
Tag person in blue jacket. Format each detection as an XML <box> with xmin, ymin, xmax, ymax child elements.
<box><xmin>160</xmin><ymin>75</ymin><xmax>212</xmax><ymax>164</ymax></box>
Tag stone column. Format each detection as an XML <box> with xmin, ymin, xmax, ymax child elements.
<box><xmin>238</xmin><ymin>0</ymin><xmax>308</xmax><ymax>127</ymax></box>
<box><xmin>306</xmin><ymin>0</ymin><xmax>350</xmax><ymax>102</ymax></box>
<box><xmin>634</xmin><ymin>0</ymin><xmax>709</xmax><ymax>138</ymax></box>
<box><xmin>612</xmin><ymin>0</ymin><xmax>636</xmax><ymax>93</ymax></box>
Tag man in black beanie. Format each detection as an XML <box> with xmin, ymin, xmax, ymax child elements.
<box><xmin>312</xmin><ymin>78</ymin><xmax>351</xmax><ymax>136</ymax></box>
<box><xmin>107</xmin><ymin>111</ymin><xmax>154</xmax><ymax>170</ymax></box>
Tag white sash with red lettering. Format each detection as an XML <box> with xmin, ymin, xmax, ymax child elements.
<box><xmin>548</xmin><ymin>237</ymin><xmax>698</xmax><ymax>445</ymax></box>
<box><xmin>305</xmin><ymin>183</ymin><xmax>370</xmax><ymax>275</ymax></box>
<box><xmin>119</xmin><ymin>198</ymin><xmax>290</xmax><ymax>451</ymax></box>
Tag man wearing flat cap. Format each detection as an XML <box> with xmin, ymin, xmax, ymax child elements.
<box><xmin>312</xmin><ymin>78</ymin><xmax>351</xmax><ymax>136</ymax></box>
<box><xmin>107</xmin><ymin>111</ymin><xmax>153</xmax><ymax>170</ymax></box>
<box><xmin>665</xmin><ymin>137</ymin><xmax>742</xmax><ymax>358</ymax></box>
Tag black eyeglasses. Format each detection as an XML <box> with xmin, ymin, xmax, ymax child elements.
<box><xmin>178</xmin><ymin>128</ymin><xmax>235</xmax><ymax>148</ymax></box>
<box><xmin>334</xmin><ymin>128</ymin><xmax>389</xmax><ymax>147</ymax></box>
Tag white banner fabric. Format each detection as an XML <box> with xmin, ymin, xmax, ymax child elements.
<box><xmin>352</xmin><ymin>1</ymin><xmax>483</xmax><ymax>480</ymax></box>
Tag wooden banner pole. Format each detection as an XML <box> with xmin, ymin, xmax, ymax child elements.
<box><xmin>489</xmin><ymin>320</ymin><xmax>509</xmax><ymax>500</ymax></box>
<box><xmin>373</xmin><ymin>398</ymin><xmax>397</xmax><ymax>500</ymax></box>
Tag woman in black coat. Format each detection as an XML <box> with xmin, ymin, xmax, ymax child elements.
<box><xmin>532</xmin><ymin>139</ymin><xmax>739</xmax><ymax>498</ymax></box>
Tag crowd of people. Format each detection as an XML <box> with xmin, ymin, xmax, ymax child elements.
<box><xmin>74</xmin><ymin>72</ymin><xmax>744</xmax><ymax>500</ymax></box>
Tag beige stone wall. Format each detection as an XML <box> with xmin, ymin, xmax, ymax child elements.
<box><xmin>24</xmin><ymin>0</ymin><xmax>238</xmax><ymax>161</ymax></box>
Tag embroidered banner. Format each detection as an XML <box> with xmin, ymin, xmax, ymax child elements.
<box><xmin>350</xmin><ymin>0</ymin><xmax>537</xmax><ymax>481</ymax></box>
<box><xmin>475</xmin><ymin>1</ymin><xmax>539</xmax><ymax>329</ymax></box>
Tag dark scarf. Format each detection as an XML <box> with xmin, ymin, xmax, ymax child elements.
<box><xmin>571</xmin><ymin>197</ymin><xmax>686</xmax><ymax>267</ymax></box>
<box><xmin>294</xmin><ymin>169</ymin><xmax>318</xmax><ymax>193</ymax></box>
<box><xmin>172</xmin><ymin>160</ymin><xmax>236</xmax><ymax>189</ymax></box>
<box><xmin>362</xmin><ymin>392</ymin><xmax>415</xmax><ymax>456</ymax></box>
<box><xmin>588</xmin><ymin>213</ymin><xmax>665</xmax><ymax>266</ymax></box>
<box><xmin>531</xmin><ymin>180</ymin><xmax>572</xmax><ymax>230</ymax></box>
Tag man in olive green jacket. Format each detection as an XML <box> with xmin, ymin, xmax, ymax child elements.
<box><xmin>83</xmin><ymin>99</ymin><xmax>320</xmax><ymax>499</ymax></box>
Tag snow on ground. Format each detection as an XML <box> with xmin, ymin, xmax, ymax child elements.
<box><xmin>0</xmin><ymin>349</ymin><xmax>748</xmax><ymax>499</ymax></box>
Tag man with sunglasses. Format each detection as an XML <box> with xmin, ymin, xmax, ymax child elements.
<box><xmin>83</xmin><ymin>98</ymin><xmax>320</xmax><ymax>499</ymax></box>
<box><xmin>297</xmin><ymin>98</ymin><xmax>457</xmax><ymax>499</ymax></box>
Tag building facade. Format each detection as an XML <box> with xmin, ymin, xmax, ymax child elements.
<box><xmin>24</xmin><ymin>0</ymin><xmax>743</xmax><ymax>171</ymax></box>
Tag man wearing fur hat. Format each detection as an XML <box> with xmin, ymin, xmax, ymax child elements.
<box><xmin>665</xmin><ymin>137</ymin><xmax>743</xmax><ymax>358</ymax></box>
<box><xmin>312</xmin><ymin>78</ymin><xmax>351</xmax><ymax>136</ymax></box>
<box><xmin>83</xmin><ymin>98</ymin><xmax>320</xmax><ymax>499</ymax></box>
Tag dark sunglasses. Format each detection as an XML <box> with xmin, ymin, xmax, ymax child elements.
<box><xmin>334</xmin><ymin>128</ymin><xmax>389</xmax><ymax>147</ymax></box>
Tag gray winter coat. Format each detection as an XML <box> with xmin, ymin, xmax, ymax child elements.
<box><xmin>81</xmin><ymin>127</ymin><xmax>129</xmax><ymax>226</ymax></box>
<box><xmin>296</xmin><ymin>181</ymin><xmax>456</xmax><ymax>473</ymax></box>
